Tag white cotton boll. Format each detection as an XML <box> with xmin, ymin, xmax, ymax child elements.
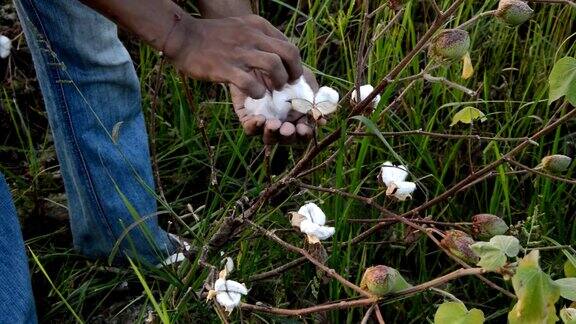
<box><xmin>213</xmin><ymin>278</ymin><xmax>248</xmax><ymax>312</ymax></box>
<box><xmin>391</xmin><ymin>181</ymin><xmax>416</xmax><ymax>201</ymax></box>
<box><xmin>314</xmin><ymin>86</ymin><xmax>340</xmax><ymax>104</ymax></box>
<box><xmin>299</xmin><ymin>219</ymin><xmax>335</xmax><ymax>241</ymax></box>
<box><xmin>351</xmin><ymin>84</ymin><xmax>381</xmax><ymax>108</ymax></box>
<box><xmin>297</xmin><ymin>202</ymin><xmax>326</xmax><ymax>225</ymax></box>
<box><xmin>380</xmin><ymin>161</ymin><xmax>409</xmax><ymax>187</ymax></box>
<box><xmin>271</xmin><ymin>87</ymin><xmax>295</xmax><ymax>120</ymax></box>
<box><xmin>0</xmin><ymin>35</ymin><xmax>11</xmax><ymax>59</ymax></box>
<box><xmin>290</xmin><ymin>76</ymin><xmax>315</xmax><ymax>103</ymax></box>
<box><xmin>271</xmin><ymin>76</ymin><xmax>314</xmax><ymax>120</ymax></box>
<box><xmin>244</xmin><ymin>92</ymin><xmax>277</xmax><ymax>120</ymax></box>
<box><xmin>216</xmin><ymin>292</ymin><xmax>241</xmax><ymax>312</ymax></box>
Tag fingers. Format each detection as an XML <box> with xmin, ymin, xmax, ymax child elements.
<box><xmin>240</xmin><ymin>114</ymin><xmax>266</xmax><ymax>136</ymax></box>
<box><xmin>245</xmin><ymin>51</ymin><xmax>289</xmax><ymax>90</ymax></box>
<box><xmin>230</xmin><ymin>69</ymin><xmax>267</xmax><ymax>99</ymax></box>
<box><xmin>263</xmin><ymin>119</ymin><xmax>282</xmax><ymax>145</ymax></box>
<box><xmin>279</xmin><ymin>122</ymin><xmax>296</xmax><ymax>144</ymax></box>
<box><xmin>254</xmin><ymin>36</ymin><xmax>303</xmax><ymax>82</ymax></box>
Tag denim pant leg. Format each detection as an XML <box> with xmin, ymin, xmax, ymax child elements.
<box><xmin>0</xmin><ymin>173</ymin><xmax>37</xmax><ymax>324</ymax></box>
<box><xmin>14</xmin><ymin>0</ymin><xmax>177</xmax><ymax>265</ymax></box>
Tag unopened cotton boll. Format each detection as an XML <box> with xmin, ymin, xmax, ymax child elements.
<box><xmin>351</xmin><ymin>84</ymin><xmax>381</xmax><ymax>108</ymax></box>
<box><xmin>314</xmin><ymin>86</ymin><xmax>339</xmax><ymax>104</ymax></box>
<box><xmin>0</xmin><ymin>35</ymin><xmax>11</xmax><ymax>59</ymax></box>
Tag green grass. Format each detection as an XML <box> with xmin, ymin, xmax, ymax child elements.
<box><xmin>2</xmin><ymin>0</ymin><xmax>576</xmax><ymax>322</ymax></box>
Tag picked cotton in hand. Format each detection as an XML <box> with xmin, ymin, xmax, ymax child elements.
<box><xmin>244</xmin><ymin>76</ymin><xmax>314</xmax><ymax>121</ymax></box>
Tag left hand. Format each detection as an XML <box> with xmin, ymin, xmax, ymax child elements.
<box><xmin>230</xmin><ymin>68</ymin><xmax>326</xmax><ymax>144</ymax></box>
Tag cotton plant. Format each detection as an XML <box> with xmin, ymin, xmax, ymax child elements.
<box><xmin>378</xmin><ymin>161</ymin><xmax>416</xmax><ymax>201</ymax></box>
<box><xmin>290</xmin><ymin>202</ymin><xmax>335</xmax><ymax>244</ymax></box>
<box><xmin>0</xmin><ymin>35</ymin><xmax>11</xmax><ymax>59</ymax></box>
<box><xmin>206</xmin><ymin>257</ymin><xmax>248</xmax><ymax>314</ymax></box>
<box><xmin>244</xmin><ymin>76</ymin><xmax>339</xmax><ymax>121</ymax></box>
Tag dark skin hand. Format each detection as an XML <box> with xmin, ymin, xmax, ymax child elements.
<box><xmin>81</xmin><ymin>0</ymin><xmax>321</xmax><ymax>144</ymax></box>
<box><xmin>230</xmin><ymin>68</ymin><xmax>327</xmax><ymax>144</ymax></box>
<box><xmin>199</xmin><ymin>1</ymin><xmax>325</xmax><ymax>144</ymax></box>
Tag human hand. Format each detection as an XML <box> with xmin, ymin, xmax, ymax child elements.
<box><xmin>166</xmin><ymin>14</ymin><xmax>302</xmax><ymax>99</ymax></box>
<box><xmin>230</xmin><ymin>68</ymin><xmax>327</xmax><ymax>144</ymax></box>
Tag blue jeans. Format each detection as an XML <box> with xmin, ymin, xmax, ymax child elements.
<box><xmin>2</xmin><ymin>0</ymin><xmax>180</xmax><ymax>321</ymax></box>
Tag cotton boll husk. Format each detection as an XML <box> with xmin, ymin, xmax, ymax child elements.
<box><xmin>351</xmin><ymin>84</ymin><xmax>381</xmax><ymax>107</ymax></box>
<box><xmin>244</xmin><ymin>92</ymin><xmax>277</xmax><ymax>119</ymax></box>
<box><xmin>380</xmin><ymin>162</ymin><xmax>409</xmax><ymax>187</ymax></box>
<box><xmin>297</xmin><ymin>202</ymin><xmax>326</xmax><ymax>225</ymax></box>
<box><xmin>0</xmin><ymin>35</ymin><xmax>11</xmax><ymax>59</ymax></box>
<box><xmin>315</xmin><ymin>86</ymin><xmax>339</xmax><ymax>104</ymax></box>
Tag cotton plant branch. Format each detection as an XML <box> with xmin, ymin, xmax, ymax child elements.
<box><xmin>247</xmin><ymin>256</ymin><xmax>307</xmax><ymax>282</ymax></box>
<box><xmin>293</xmin><ymin>179</ymin><xmax>516</xmax><ymax>298</ymax></box>
<box><xmin>350</xmin><ymin>105</ymin><xmax>576</xmax><ymax>244</ymax></box>
<box><xmin>423</xmin><ymin>73</ymin><xmax>478</xmax><ymax>97</ymax></box>
<box><xmin>505</xmin><ymin>158</ymin><xmax>576</xmax><ymax>185</ymax></box>
<box><xmin>239</xmin><ymin>267</ymin><xmax>485</xmax><ymax>316</ymax></box>
<box><xmin>244</xmin><ymin>219</ymin><xmax>372</xmax><ymax>298</ymax></box>
<box><xmin>349</xmin><ymin>129</ymin><xmax>535</xmax><ymax>143</ymax></box>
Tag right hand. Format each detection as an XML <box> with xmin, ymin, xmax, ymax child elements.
<box><xmin>166</xmin><ymin>14</ymin><xmax>303</xmax><ymax>99</ymax></box>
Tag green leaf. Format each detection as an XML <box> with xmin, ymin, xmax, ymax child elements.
<box><xmin>434</xmin><ymin>301</ymin><xmax>484</xmax><ymax>324</ymax></box>
<box><xmin>470</xmin><ymin>235</ymin><xmax>520</xmax><ymax>271</ymax></box>
<box><xmin>450</xmin><ymin>106</ymin><xmax>487</xmax><ymax>126</ymax></box>
<box><xmin>508</xmin><ymin>250</ymin><xmax>561</xmax><ymax>324</ymax></box>
<box><xmin>566</xmin><ymin>260</ymin><xmax>576</xmax><ymax>278</ymax></box>
<box><xmin>549</xmin><ymin>57</ymin><xmax>576</xmax><ymax>106</ymax></box>
<box><xmin>555</xmin><ymin>278</ymin><xmax>576</xmax><ymax>301</ymax></box>
<box><xmin>470</xmin><ymin>242</ymin><xmax>506</xmax><ymax>271</ymax></box>
<box><xmin>490</xmin><ymin>235</ymin><xmax>520</xmax><ymax>257</ymax></box>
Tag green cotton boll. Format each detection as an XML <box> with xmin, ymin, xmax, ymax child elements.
<box><xmin>541</xmin><ymin>154</ymin><xmax>573</xmax><ymax>172</ymax></box>
<box><xmin>429</xmin><ymin>29</ymin><xmax>470</xmax><ymax>60</ymax></box>
<box><xmin>496</xmin><ymin>0</ymin><xmax>534</xmax><ymax>26</ymax></box>
<box><xmin>441</xmin><ymin>230</ymin><xmax>480</xmax><ymax>264</ymax></box>
<box><xmin>472</xmin><ymin>214</ymin><xmax>509</xmax><ymax>240</ymax></box>
<box><xmin>360</xmin><ymin>265</ymin><xmax>412</xmax><ymax>296</ymax></box>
